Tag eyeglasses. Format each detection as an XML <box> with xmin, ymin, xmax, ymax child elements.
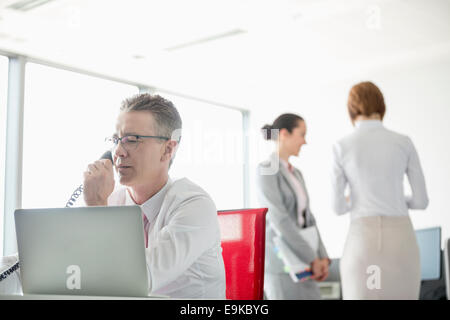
<box><xmin>105</xmin><ymin>134</ymin><xmax>169</xmax><ymax>152</ymax></box>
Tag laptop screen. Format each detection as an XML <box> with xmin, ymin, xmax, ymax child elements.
<box><xmin>415</xmin><ymin>227</ymin><xmax>441</xmax><ymax>281</ymax></box>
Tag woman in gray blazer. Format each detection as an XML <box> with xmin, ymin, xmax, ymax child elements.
<box><xmin>257</xmin><ymin>113</ymin><xmax>330</xmax><ymax>300</ymax></box>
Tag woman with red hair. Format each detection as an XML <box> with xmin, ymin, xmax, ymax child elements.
<box><xmin>331</xmin><ymin>81</ymin><xmax>429</xmax><ymax>299</ymax></box>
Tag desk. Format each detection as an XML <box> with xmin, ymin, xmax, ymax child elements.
<box><xmin>0</xmin><ymin>293</ymin><xmax>169</xmax><ymax>300</ymax></box>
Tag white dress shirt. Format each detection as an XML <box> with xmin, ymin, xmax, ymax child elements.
<box><xmin>331</xmin><ymin>120</ymin><xmax>429</xmax><ymax>220</ymax></box>
<box><xmin>107</xmin><ymin>177</ymin><xmax>226</xmax><ymax>299</ymax></box>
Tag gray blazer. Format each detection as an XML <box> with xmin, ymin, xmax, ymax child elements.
<box><xmin>257</xmin><ymin>152</ymin><xmax>329</xmax><ymax>274</ymax></box>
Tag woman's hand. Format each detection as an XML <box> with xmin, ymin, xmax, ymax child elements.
<box><xmin>310</xmin><ymin>258</ymin><xmax>330</xmax><ymax>282</ymax></box>
<box><xmin>317</xmin><ymin>258</ymin><xmax>330</xmax><ymax>281</ymax></box>
<box><xmin>310</xmin><ymin>258</ymin><xmax>323</xmax><ymax>281</ymax></box>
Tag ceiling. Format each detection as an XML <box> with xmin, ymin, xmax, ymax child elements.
<box><xmin>0</xmin><ymin>0</ymin><xmax>449</xmax><ymax>107</ymax></box>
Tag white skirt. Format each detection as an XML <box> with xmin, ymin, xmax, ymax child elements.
<box><xmin>340</xmin><ymin>216</ymin><xmax>421</xmax><ymax>300</ymax></box>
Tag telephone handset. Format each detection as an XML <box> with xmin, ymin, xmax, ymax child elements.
<box><xmin>65</xmin><ymin>150</ymin><xmax>113</xmax><ymax>207</ymax></box>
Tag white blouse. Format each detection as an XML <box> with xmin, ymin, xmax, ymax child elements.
<box><xmin>331</xmin><ymin>120</ymin><xmax>429</xmax><ymax>219</ymax></box>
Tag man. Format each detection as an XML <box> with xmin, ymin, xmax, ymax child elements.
<box><xmin>83</xmin><ymin>93</ymin><xmax>226</xmax><ymax>298</ymax></box>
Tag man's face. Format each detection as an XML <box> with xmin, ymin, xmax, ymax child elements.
<box><xmin>113</xmin><ymin>111</ymin><xmax>166</xmax><ymax>187</ymax></box>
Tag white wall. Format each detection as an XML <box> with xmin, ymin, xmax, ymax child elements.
<box><xmin>248</xmin><ymin>56</ymin><xmax>450</xmax><ymax>258</ymax></box>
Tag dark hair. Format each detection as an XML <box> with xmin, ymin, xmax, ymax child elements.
<box><xmin>262</xmin><ymin>113</ymin><xmax>304</xmax><ymax>140</ymax></box>
<box><xmin>348</xmin><ymin>81</ymin><xmax>386</xmax><ymax>121</ymax></box>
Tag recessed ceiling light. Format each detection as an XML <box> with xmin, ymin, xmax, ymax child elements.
<box><xmin>165</xmin><ymin>29</ymin><xmax>246</xmax><ymax>52</ymax></box>
<box><xmin>132</xmin><ymin>55</ymin><xmax>146</xmax><ymax>60</ymax></box>
<box><xmin>8</xmin><ymin>0</ymin><xmax>57</xmax><ymax>12</ymax></box>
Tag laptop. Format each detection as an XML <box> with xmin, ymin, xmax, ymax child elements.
<box><xmin>415</xmin><ymin>226</ymin><xmax>441</xmax><ymax>281</ymax></box>
<box><xmin>15</xmin><ymin>206</ymin><xmax>149</xmax><ymax>297</ymax></box>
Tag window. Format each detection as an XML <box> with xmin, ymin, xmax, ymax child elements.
<box><xmin>0</xmin><ymin>56</ymin><xmax>8</xmax><ymax>256</ymax></box>
<box><xmin>156</xmin><ymin>93</ymin><xmax>244</xmax><ymax>210</ymax></box>
<box><xmin>22</xmin><ymin>63</ymin><xmax>138</xmax><ymax>209</ymax></box>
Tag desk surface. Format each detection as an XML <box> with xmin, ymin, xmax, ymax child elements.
<box><xmin>0</xmin><ymin>293</ymin><xmax>169</xmax><ymax>300</ymax></box>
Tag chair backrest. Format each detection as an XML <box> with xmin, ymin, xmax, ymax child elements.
<box><xmin>217</xmin><ymin>208</ymin><xmax>268</xmax><ymax>300</ymax></box>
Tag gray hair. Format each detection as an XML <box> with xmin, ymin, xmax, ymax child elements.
<box><xmin>120</xmin><ymin>93</ymin><xmax>182</xmax><ymax>166</ymax></box>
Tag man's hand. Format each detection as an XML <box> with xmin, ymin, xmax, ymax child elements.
<box><xmin>83</xmin><ymin>159</ymin><xmax>114</xmax><ymax>206</ymax></box>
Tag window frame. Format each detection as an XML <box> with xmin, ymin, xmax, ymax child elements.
<box><xmin>0</xmin><ymin>50</ymin><xmax>249</xmax><ymax>255</ymax></box>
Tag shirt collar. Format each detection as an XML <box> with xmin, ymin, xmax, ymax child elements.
<box><xmin>355</xmin><ymin>119</ymin><xmax>383</xmax><ymax>129</ymax></box>
<box><xmin>279</xmin><ymin>157</ymin><xmax>289</xmax><ymax>169</ymax></box>
<box><xmin>125</xmin><ymin>178</ymin><xmax>172</xmax><ymax>223</ymax></box>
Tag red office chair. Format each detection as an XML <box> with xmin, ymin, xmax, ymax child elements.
<box><xmin>217</xmin><ymin>208</ymin><xmax>268</xmax><ymax>300</ymax></box>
